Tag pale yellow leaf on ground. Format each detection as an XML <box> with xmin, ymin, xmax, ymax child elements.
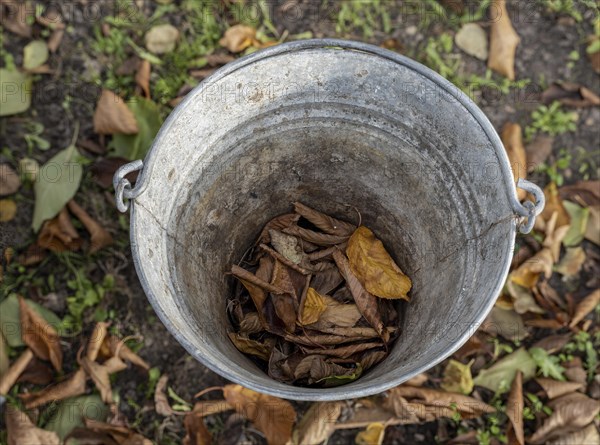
<box><xmin>455</xmin><ymin>23</ymin><xmax>488</xmax><ymax>60</ymax></box>
<box><xmin>346</xmin><ymin>226</ymin><xmax>411</xmax><ymax>300</ymax></box>
<box><xmin>145</xmin><ymin>24</ymin><xmax>179</xmax><ymax>54</ymax></box>
<box><xmin>93</xmin><ymin>89</ymin><xmax>139</xmax><ymax>135</ymax></box>
<box><xmin>488</xmin><ymin>0</ymin><xmax>520</xmax><ymax>80</ymax></box>
<box><xmin>292</xmin><ymin>401</ymin><xmax>343</xmax><ymax>445</ymax></box>
<box><xmin>441</xmin><ymin>359</ymin><xmax>474</xmax><ymax>395</ymax></box>
<box><xmin>501</xmin><ymin>123</ymin><xmax>527</xmax><ymax>201</ymax></box>
<box><xmin>0</xmin><ymin>199</ymin><xmax>17</xmax><ymax>222</ymax></box>
<box><xmin>220</xmin><ymin>24</ymin><xmax>257</xmax><ymax>53</ymax></box>
<box><xmin>0</xmin><ymin>348</ymin><xmax>33</xmax><ymax>395</ymax></box>
<box><xmin>355</xmin><ymin>422</ymin><xmax>386</xmax><ymax>445</ymax></box>
<box><xmin>222</xmin><ymin>384</ymin><xmax>296</xmax><ymax>445</ymax></box>
<box><xmin>509</xmin><ymin>247</ymin><xmax>553</xmax><ymax>289</ymax></box>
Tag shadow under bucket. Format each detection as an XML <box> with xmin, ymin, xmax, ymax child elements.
<box><xmin>114</xmin><ymin>39</ymin><xmax>544</xmax><ymax>401</ymax></box>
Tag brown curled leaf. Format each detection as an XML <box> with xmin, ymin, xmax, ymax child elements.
<box><xmin>283</xmin><ymin>225</ymin><xmax>350</xmax><ymax>246</ymax></box>
<box><xmin>293</xmin><ymin>202</ymin><xmax>356</xmax><ymax>236</ymax></box>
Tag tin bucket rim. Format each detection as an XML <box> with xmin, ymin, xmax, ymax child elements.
<box><xmin>130</xmin><ymin>39</ymin><xmax>520</xmax><ymax>400</ymax></box>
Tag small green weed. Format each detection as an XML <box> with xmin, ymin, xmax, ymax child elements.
<box><xmin>335</xmin><ymin>0</ymin><xmax>392</xmax><ymax>38</ymax></box>
<box><xmin>525</xmin><ymin>102</ymin><xmax>578</xmax><ymax>140</ymax></box>
<box><xmin>537</xmin><ymin>148</ymin><xmax>572</xmax><ymax>186</ymax></box>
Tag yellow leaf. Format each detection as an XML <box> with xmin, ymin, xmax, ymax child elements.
<box><xmin>0</xmin><ymin>199</ymin><xmax>17</xmax><ymax>222</ymax></box>
<box><xmin>298</xmin><ymin>288</ymin><xmax>327</xmax><ymax>325</ymax></box>
<box><xmin>441</xmin><ymin>359</ymin><xmax>474</xmax><ymax>395</ymax></box>
<box><xmin>501</xmin><ymin>123</ymin><xmax>527</xmax><ymax>201</ymax></box>
<box><xmin>346</xmin><ymin>226</ymin><xmax>411</xmax><ymax>300</ymax></box>
<box><xmin>355</xmin><ymin>422</ymin><xmax>385</xmax><ymax>445</ymax></box>
<box><xmin>219</xmin><ymin>25</ymin><xmax>257</xmax><ymax>53</ymax></box>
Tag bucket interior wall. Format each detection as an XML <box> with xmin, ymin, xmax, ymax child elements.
<box><xmin>131</xmin><ymin>43</ymin><xmax>519</xmax><ymax>399</ymax></box>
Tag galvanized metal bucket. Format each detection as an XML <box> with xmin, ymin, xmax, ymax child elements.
<box><xmin>114</xmin><ymin>39</ymin><xmax>544</xmax><ymax>401</ymax></box>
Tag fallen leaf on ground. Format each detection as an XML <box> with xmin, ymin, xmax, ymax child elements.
<box><xmin>332</xmin><ymin>249</ymin><xmax>384</xmax><ymax>336</ymax></box>
<box><xmin>293</xmin><ymin>202</ymin><xmax>356</xmax><ymax>236</ymax></box>
<box><xmin>109</xmin><ymin>97</ymin><xmax>162</xmax><ymax>160</ymax></box>
<box><xmin>298</xmin><ymin>287</ymin><xmax>327</xmax><ymax>325</ymax></box>
<box><xmin>100</xmin><ymin>335</ymin><xmax>150</xmax><ymax>370</ymax></box>
<box><xmin>506</xmin><ymin>371</ymin><xmax>524</xmax><ymax>445</ymax></box>
<box><xmin>67</xmin><ymin>200</ymin><xmax>113</xmax><ymax>253</ymax></box>
<box><xmin>525</xmin><ymin>135</ymin><xmax>554</xmax><ymax>173</ymax></box>
<box><xmin>488</xmin><ymin>0</ymin><xmax>520</xmax><ymax>79</ymax></box>
<box><xmin>222</xmin><ymin>384</ymin><xmax>296</xmax><ymax>445</ymax></box>
<box><xmin>32</xmin><ymin>134</ymin><xmax>84</xmax><ymax>232</ymax></box>
<box><xmin>346</xmin><ymin>226</ymin><xmax>411</xmax><ymax>300</ymax></box>
<box><xmin>38</xmin><ymin>207</ymin><xmax>82</xmax><ymax>252</ymax></box>
<box><xmin>136</xmin><ymin>59</ymin><xmax>151</xmax><ymax>98</ymax></box>
<box><xmin>20</xmin><ymin>367</ymin><xmax>87</xmax><ymax>409</ymax></box>
<box><xmin>145</xmin><ymin>24</ymin><xmax>180</xmax><ymax>54</ymax></box>
<box><xmin>0</xmin><ymin>348</ymin><xmax>33</xmax><ymax>395</ymax></box>
<box><xmin>502</xmin><ymin>123</ymin><xmax>528</xmax><ymax>200</ymax></box>
<box><xmin>46</xmin><ymin>394</ymin><xmax>108</xmax><ymax>440</ymax></box>
<box><xmin>0</xmin><ymin>199</ymin><xmax>16</xmax><ymax>222</ymax></box>
<box><xmin>93</xmin><ymin>90</ymin><xmax>139</xmax><ymax>135</ymax></box>
<box><xmin>558</xmin><ymin>180</ymin><xmax>600</xmax><ymax>207</ymax></box>
<box><xmin>585</xmin><ymin>205</ymin><xmax>599</xmax><ymax>245</ymax></box>
<box><xmin>506</xmin><ymin>281</ymin><xmax>545</xmax><ymax>315</ymax></box>
<box><xmin>541</xmin><ymin>81</ymin><xmax>600</xmax><ymax>107</ymax></box>
<box><xmin>0</xmin><ymin>69</ymin><xmax>31</xmax><ymax>116</ymax></box>
<box><xmin>569</xmin><ymin>289</ymin><xmax>600</xmax><ymax>327</ymax></box>
<box><xmin>455</xmin><ymin>23</ymin><xmax>488</xmax><ymax>60</ymax></box>
<box><xmin>547</xmin><ymin>423</ymin><xmax>600</xmax><ymax>445</ymax></box>
<box><xmin>17</xmin><ymin>357</ymin><xmax>54</xmax><ymax>386</ymax></box>
<box><xmin>542</xmin><ymin>212</ymin><xmax>571</xmax><ymax>262</ymax></box>
<box><xmin>292</xmin><ymin>401</ymin><xmax>344</xmax><ymax>445</ymax></box>
<box><xmin>555</xmin><ymin>247</ymin><xmax>586</xmax><ymax>278</ymax></box>
<box><xmin>19</xmin><ymin>296</ymin><xmax>62</xmax><ymax>371</ymax></box>
<box><xmin>0</xmin><ymin>0</ymin><xmax>32</xmax><ymax>37</ymax></box>
<box><xmin>355</xmin><ymin>422</ymin><xmax>385</xmax><ymax>445</ymax></box>
<box><xmin>23</xmin><ymin>40</ymin><xmax>49</xmax><ymax>70</ymax></box>
<box><xmin>155</xmin><ymin>374</ymin><xmax>175</xmax><ymax>416</ymax></box>
<box><xmin>0</xmin><ymin>164</ymin><xmax>21</xmax><ymax>196</ymax></box>
<box><xmin>481</xmin><ymin>306</ymin><xmax>527</xmax><ymax>342</ymax></box>
<box><xmin>385</xmin><ymin>386</ymin><xmax>495</xmax><ymax>418</ymax></box>
<box><xmin>220</xmin><ymin>24</ymin><xmax>258</xmax><ymax>53</ymax></box>
<box><xmin>529</xmin><ymin>392</ymin><xmax>600</xmax><ymax>443</ymax></box>
<box><xmin>0</xmin><ymin>294</ymin><xmax>62</xmax><ymax>347</ymax></box>
<box><xmin>510</xmin><ymin>247</ymin><xmax>553</xmax><ymax>289</ymax></box>
<box><xmin>473</xmin><ymin>348</ymin><xmax>536</xmax><ymax>394</ymax></box>
<box><xmin>536</xmin><ymin>378</ymin><xmax>583</xmax><ymax>399</ymax></box>
<box><xmin>183</xmin><ymin>412</ymin><xmax>212</xmax><ymax>445</ymax></box>
<box><xmin>84</xmin><ymin>419</ymin><xmax>153</xmax><ymax>445</ymax></box>
<box><xmin>562</xmin><ymin>201</ymin><xmax>589</xmax><ymax>247</ymax></box>
<box><xmin>441</xmin><ymin>359</ymin><xmax>474</xmax><ymax>395</ymax></box>
<box><xmin>531</xmin><ymin>334</ymin><xmax>571</xmax><ymax>354</ymax></box>
<box><xmin>81</xmin><ymin>355</ymin><xmax>126</xmax><ymax>404</ymax></box>
<box><xmin>541</xmin><ymin>183</ymin><xmax>571</xmax><ymax>229</ymax></box>
<box><xmin>6</xmin><ymin>405</ymin><xmax>60</xmax><ymax>445</ymax></box>
<box><xmin>86</xmin><ymin>322</ymin><xmax>108</xmax><ymax>362</ymax></box>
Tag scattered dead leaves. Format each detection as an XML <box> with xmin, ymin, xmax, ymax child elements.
<box><xmin>541</xmin><ymin>81</ymin><xmax>600</xmax><ymax>108</ymax></box>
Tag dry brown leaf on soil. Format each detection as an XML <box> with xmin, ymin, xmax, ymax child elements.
<box><xmin>20</xmin><ymin>367</ymin><xmax>87</xmax><ymax>409</ymax></box>
<box><xmin>558</xmin><ymin>180</ymin><xmax>600</xmax><ymax>207</ymax></box>
<box><xmin>93</xmin><ymin>90</ymin><xmax>139</xmax><ymax>135</ymax></box>
<box><xmin>346</xmin><ymin>226</ymin><xmax>411</xmax><ymax>300</ymax></box>
<box><xmin>509</xmin><ymin>247</ymin><xmax>553</xmax><ymax>289</ymax></box>
<box><xmin>292</xmin><ymin>401</ymin><xmax>344</xmax><ymax>445</ymax></box>
<box><xmin>569</xmin><ymin>289</ymin><xmax>600</xmax><ymax>328</ymax></box>
<box><xmin>528</xmin><ymin>392</ymin><xmax>600</xmax><ymax>443</ymax></box>
<box><xmin>541</xmin><ymin>182</ymin><xmax>571</xmax><ymax>229</ymax></box>
<box><xmin>542</xmin><ymin>211</ymin><xmax>571</xmax><ymax>262</ymax></box>
<box><xmin>384</xmin><ymin>386</ymin><xmax>495</xmax><ymax>418</ymax></box>
<box><xmin>6</xmin><ymin>405</ymin><xmax>60</xmax><ymax>445</ymax></box>
<box><xmin>100</xmin><ymin>335</ymin><xmax>150</xmax><ymax>370</ymax></box>
<box><xmin>190</xmin><ymin>399</ymin><xmax>233</xmax><ymax>418</ymax></box>
<box><xmin>0</xmin><ymin>164</ymin><xmax>21</xmax><ymax>196</ymax></box>
<box><xmin>135</xmin><ymin>59</ymin><xmax>151</xmax><ymax>98</ymax></box>
<box><xmin>541</xmin><ymin>81</ymin><xmax>600</xmax><ymax>107</ymax></box>
<box><xmin>501</xmin><ymin>123</ymin><xmax>527</xmax><ymax>201</ymax></box>
<box><xmin>293</xmin><ymin>202</ymin><xmax>357</xmax><ymax>236</ymax></box>
<box><xmin>481</xmin><ymin>306</ymin><xmax>527</xmax><ymax>342</ymax></box>
<box><xmin>506</xmin><ymin>370</ymin><xmax>524</xmax><ymax>445</ymax></box>
<box><xmin>0</xmin><ymin>0</ymin><xmax>32</xmax><ymax>37</ymax></box>
<box><xmin>525</xmin><ymin>135</ymin><xmax>554</xmax><ymax>173</ymax></box>
<box><xmin>0</xmin><ymin>348</ymin><xmax>33</xmax><ymax>395</ymax></box>
<box><xmin>81</xmin><ymin>355</ymin><xmax>126</xmax><ymax>404</ymax></box>
<box><xmin>488</xmin><ymin>0</ymin><xmax>520</xmax><ymax>79</ymax></box>
<box><xmin>183</xmin><ymin>412</ymin><xmax>212</xmax><ymax>445</ymax></box>
<box><xmin>19</xmin><ymin>296</ymin><xmax>62</xmax><ymax>371</ymax></box>
<box><xmin>554</xmin><ymin>247</ymin><xmax>586</xmax><ymax>278</ymax></box>
<box><xmin>547</xmin><ymin>423</ymin><xmax>600</xmax><ymax>445</ymax></box>
<box><xmin>355</xmin><ymin>422</ymin><xmax>386</xmax><ymax>445</ymax></box>
<box><xmin>332</xmin><ymin>249</ymin><xmax>384</xmax><ymax>336</ymax></box>
<box><xmin>84</xmin><ymin>419</ymin><xmax>153</xmax><ymax>445</ymax></box>
<box><xmin>219</xmin><ymin>24</ymin><xmax>258</xmax><ymax>53</ymax></box>
<box><xmin>310</xmin><ymin>267</ymin><xmax>344</xmax><ymax>296</ymax></box>
<box><xmin>222</xmin><ymin>384</ymin><xmax>296</xmax><ymax>445</ymax></box>
<box><xmin>535</xmin><ymin>378</ymin><xmax>583</xmax><ymax>399</ymax></box>
<box><xmin>17</xmin><ymin>357</ymin><xmax>54</xmax><ymax>386</ymax></box>
<box><xmin>298</xmin><ymin>287</ymin><xmax>327</xmax><ymax>325</ymax></box>
<box><xmin>38</xmin><ymin>206</ymin><xmax>83</xmax><ymax>252</ymax></box>
<box><xmin>155</xmin><ymin>374</ymin><xmax>175</xmax><ymax>416</ymax></box>
<box><xmin>87</xmin><ymin>322</ymin><xmax>109</xmax><ymax>362</ymax></box>
<box><xmin>68</xmin><ymin>199</ymin><xmax>113</xmax><ymax>254</ymax></box>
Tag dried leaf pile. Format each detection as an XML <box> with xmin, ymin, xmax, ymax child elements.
<box><xmin>227</xmin><ymin>202</ymin><xmax>412</xmax><ymax>386</ymax></box>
